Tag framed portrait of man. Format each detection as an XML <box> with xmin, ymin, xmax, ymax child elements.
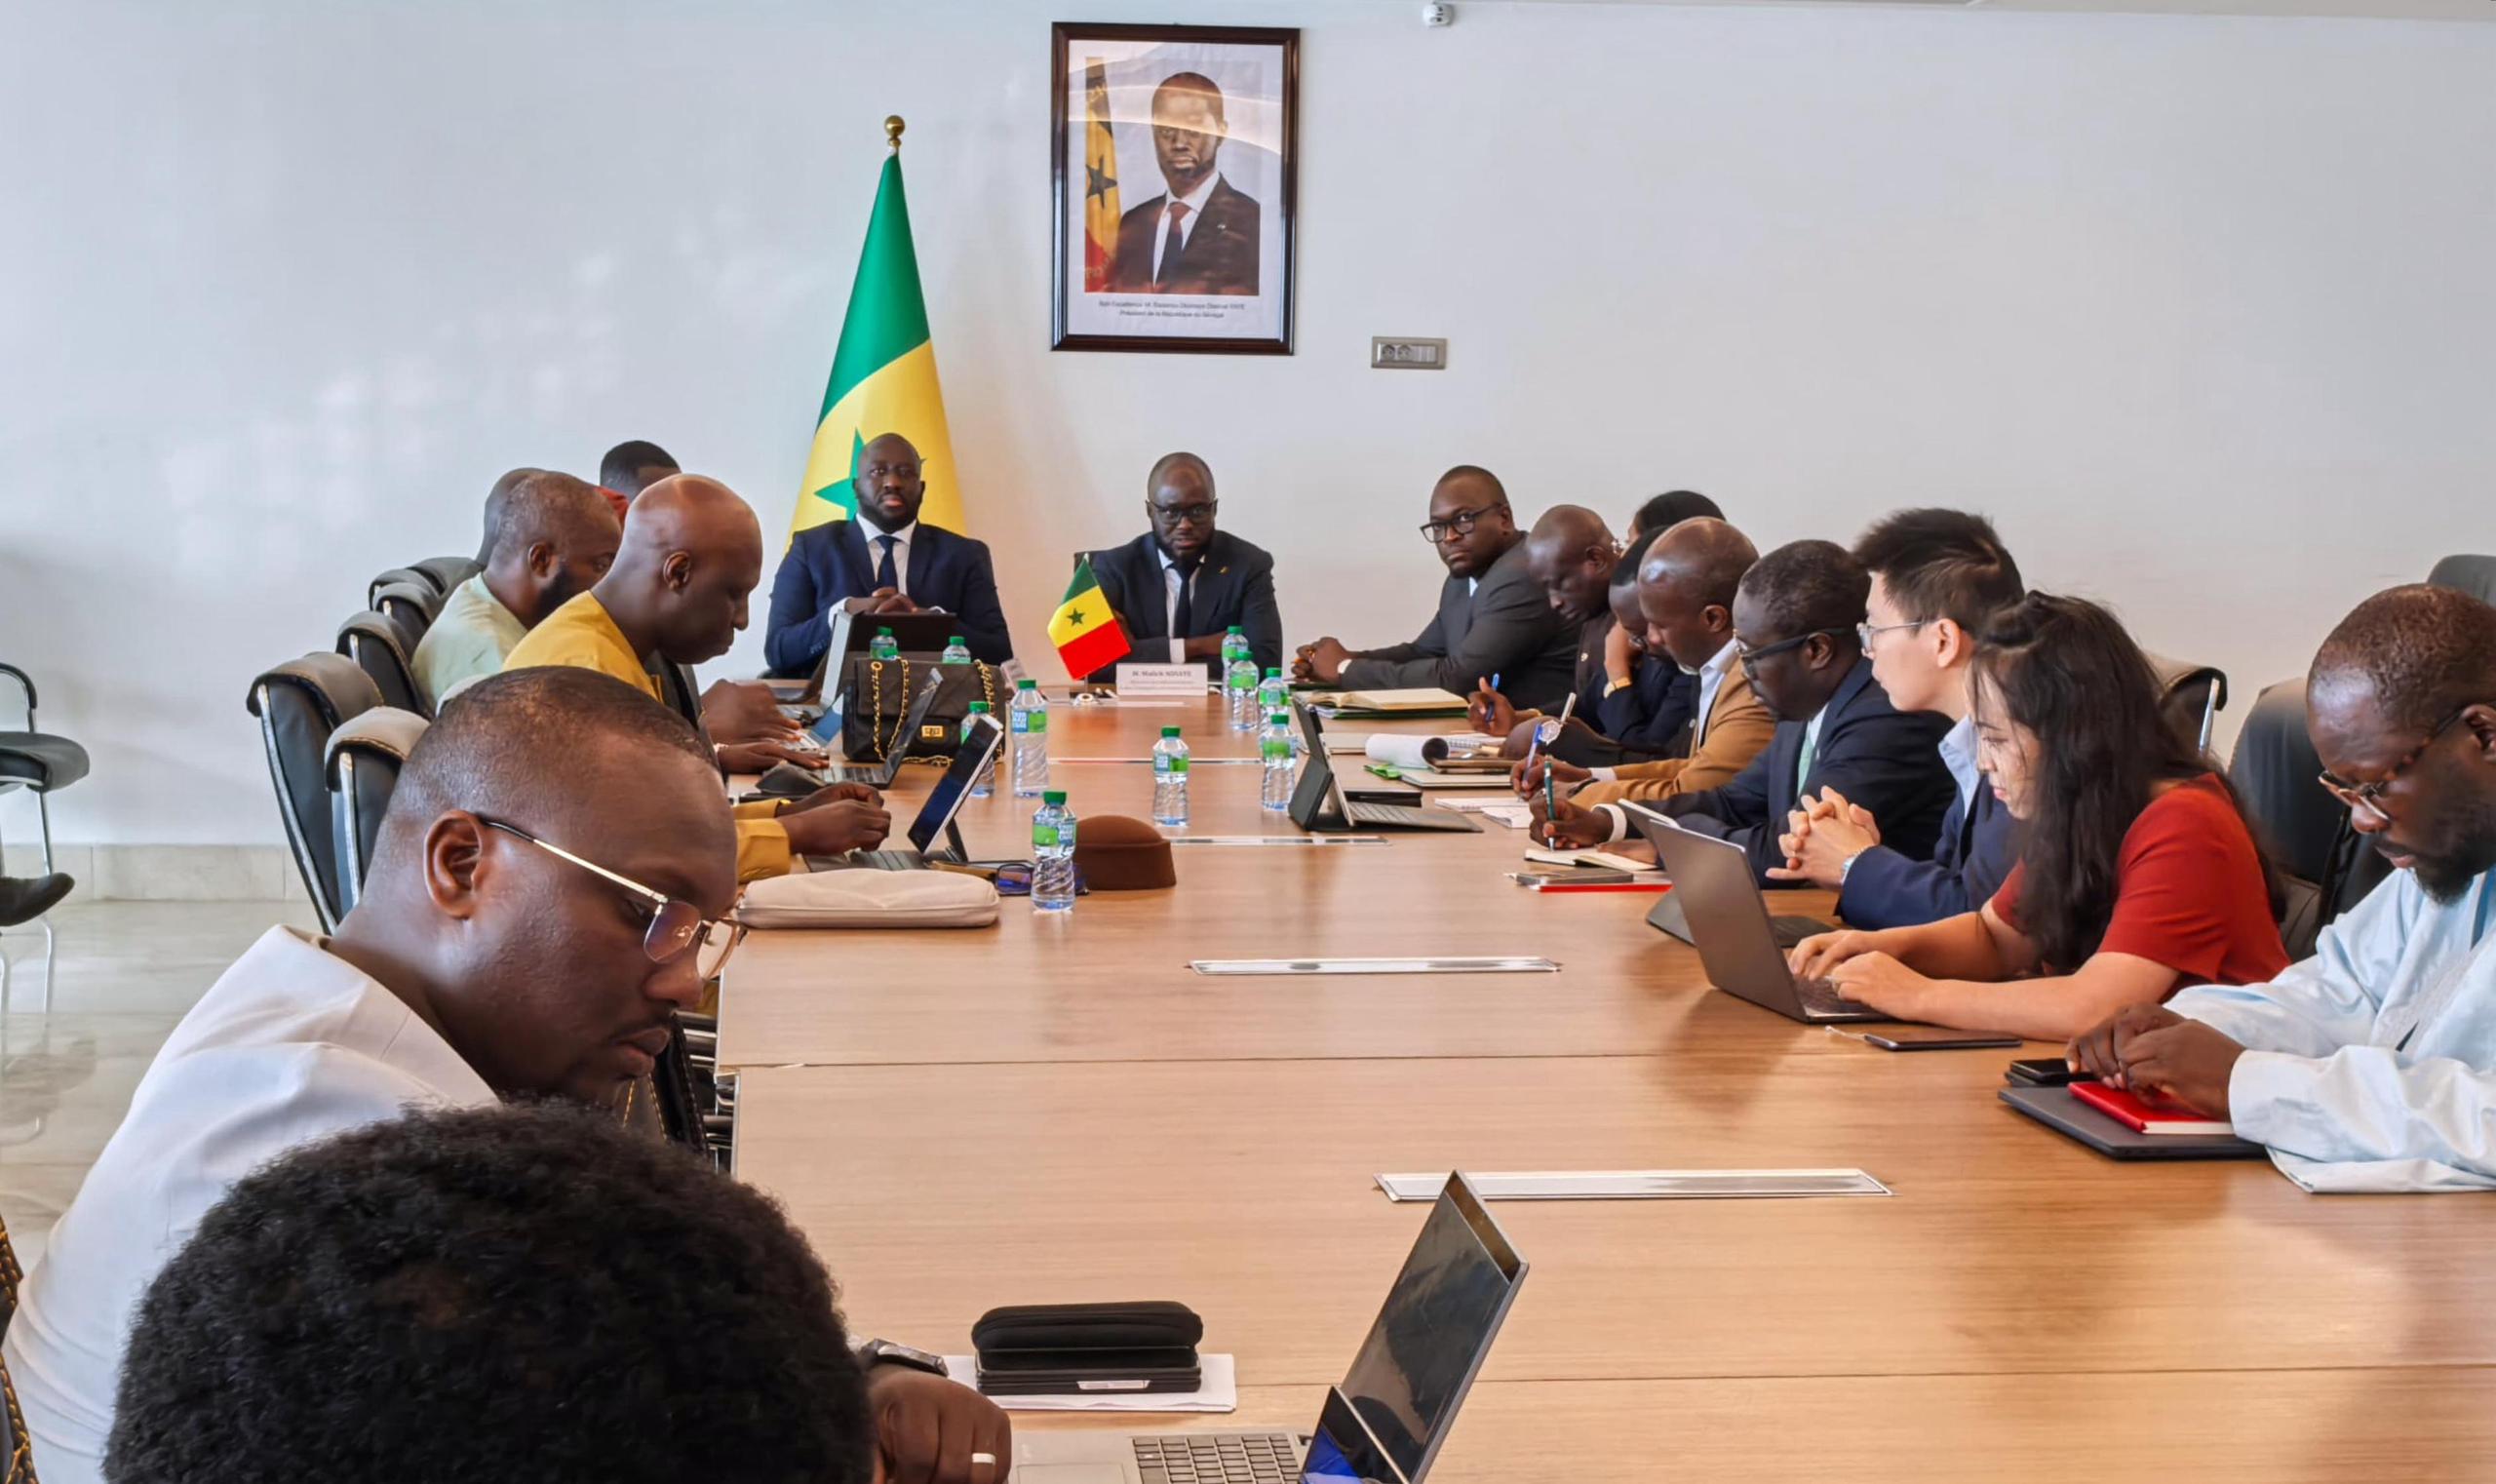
<box><xmin>1051</xmin><ymin>22</ymin><xmax>1299</xmax><ymax>355</ymax></box>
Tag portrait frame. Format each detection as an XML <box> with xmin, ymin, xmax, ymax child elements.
<box><xmin>1050</xmin><ymin>21</ymin><xmax>1300</xmax><ymax>355</ymax></box>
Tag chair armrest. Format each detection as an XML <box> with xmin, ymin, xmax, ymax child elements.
<box><xmin>0</xmin><ymin>661</ymin><xmax>33</xmax><ymax>721</ymax></box>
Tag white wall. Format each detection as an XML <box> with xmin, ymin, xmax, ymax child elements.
<box><xmin>4</xmin><ymin>0</ymin><xmax>2491</xmax><ymax>847</ymax></box>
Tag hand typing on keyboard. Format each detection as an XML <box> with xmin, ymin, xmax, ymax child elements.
<box><xmin>1789</xmin><ymin>929</ymin><xmax>1934</xmax><ymax>1022</ymax></box>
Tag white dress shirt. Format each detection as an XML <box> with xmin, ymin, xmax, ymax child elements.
<box><xmin>3</xmin><ymin>927</ymin><xmax>495</xmax><ymax>1484</ymax></box>
<box><xmin>1149</xmin><ymin>171</ymin><xmax>1224</xmax><ymax>282</ymax></box>
<box><xmin>1156</xmin><ymin>544</ymin><xmax>1191</xmax><ymax>664</ymax></box>
<box><xmin>1592</xmin><ymin>639</ymin><xmax>1737</xmax><ymax>787</ymax></box>
<box><xmin>2167</xmin><ymin>866</ymin><xmax>2496</xmax><ymax>1192</ymax></box>
<box><xmin>1937</xmin><ymin>713</ymin><xmax>1982</xmax><ymax>816</ymax></box>
<box><xmin>864</xmin><ymin>519</ymin><xmax>917</xmax><ymax>599</ymax></box>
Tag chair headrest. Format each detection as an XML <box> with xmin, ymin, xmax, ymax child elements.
<box><xmin>325</xmin><ymin>706</ymin><xmax>430</xmax><ymax>781</ymax></box>
<box><xmin>336</xmin><ymin>609</ymin><xmax>411</xmax><ymax>661</ymax></box>
<box><xmin>2142</xmin><ymin>651</ymin><xmax>2228</xmax><ymax>712</ymax></box>
<box><xmin>247</xmin><ymin>652</ymin><xmax>382</xmax><ymax>724</ymax></box>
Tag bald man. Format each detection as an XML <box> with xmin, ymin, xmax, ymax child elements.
<box><xmin>413</xmin><ymin>469</ymin><xmax>622</xmax><ymax>705</ymax></box>
<box><xmin>2070</xmin><ymin>585</ymin><xmax>2496</xmax><ymax>1192</ymax></box>
<box><xmin>764</xmin><ymin>432</ymin><xmax>1011</xmax><ymax>676</ymax></box>
<box><xmin>1084</xmin><ymin>451</ymin><xmax>1281</xmax><ymax>683</ymax></box>
<box><xmin>504</xmin><ymin>475</ymin><xmax>892</xmax><ymax>879</ymax></box>
<box><xmin>4</xmin><ymin>669</ymin><xmax>1006</xmax><ymax>1484</ymax></box>
<box><xmin>1296</xmin><ymin>466</ymin><xmax>1579</xmax><ymax>711</ymax></box>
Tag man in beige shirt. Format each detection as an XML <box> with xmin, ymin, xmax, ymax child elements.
<box><xmin>411</xmin><ymin>469</ymin><xmax>621</xmax><ymax>705</ymax></box>
<box><xmin>1521</xmin><ymin>517</ymin><xmax>1774</xmax><ymax>830</ymax></box>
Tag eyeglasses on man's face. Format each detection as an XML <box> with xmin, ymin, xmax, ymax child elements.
<box><xmin>2318</xmin><ymin>705</ymin><xmax>2476</xmax><ymax>823</ymax></box>
<box><xmin>1150</xmin><ymin>499</ymin><xmax>1219</xmax><ymax>528</ymax></box>
<box><xmin>478</xmin><ymin>818</ymin><xmax>746</xmax><ymax>980</ymax></box>
<box><xmin>1856</xmin><ymin>618</ymin><xmax>1930</xmax><ymax>651</ymax></box>
<box><xmin>1419</xmin><ymin>503</ymin><xmax>1505</xmax><ymax>544</ymax></box>
<box><xmin>1735</xmin><ymin>628</ymin><xmax>1845</xmax><ymax>677</ymax></box>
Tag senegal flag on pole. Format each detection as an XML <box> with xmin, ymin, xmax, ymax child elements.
<box><xmin>791</xmin><ymin>116</ymin><xmax>964</xmax><ymax>538</ymax></box>
<box><xmin>1050</xmin><ymin>555</ymin><xmax>1132</xmax><ymax>679</ymax></box>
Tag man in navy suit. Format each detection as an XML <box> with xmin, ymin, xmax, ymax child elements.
<box><xmin>1541</xmin><ymin>540</ymin><xmax>1957</xmax><ymax>885</ymax></box>
<box><xmin>1084</xmin><ymin>452</ymin><xmax>1281</xmax><ymax>683</ymax></box>
<box><xmin>1108</xmin><ymin>72</ymin><xmax>1260</xmax><ymax>297</ymax></box>
<box><xmin>762</xmin><ymin>432</ymin><xmax>1012</xmax><ymax>676</ymax></box>
<box><xmin>1770</xmin><ymin>509</ymin><xmax>2026</xmax><ymax>927</ymax></box>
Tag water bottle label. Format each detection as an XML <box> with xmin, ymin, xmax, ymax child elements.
<box><xmin>1168</xmin><ymin>758</ymin><xmax>1189</xmax><ymax>774</ymax></box>
<box><xmin>1012</xmin><ymin>712</ymin><xmax>1047</xmax><ymax>734</ymax></box>
<box><xmin>1033</xmin><ymin>825</ymin><xmax>1060</xmax><ymax>848</ymax></box>
<box><xmin>1263</xmin><ymin>741</ymin><xmax>1291</xmax><ymax>762</ymax></box>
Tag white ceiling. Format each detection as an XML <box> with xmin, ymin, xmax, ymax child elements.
<box><xmin>1439</xmin><ymin>0</ymin><xmax>2494</xmax><ymax>20</ymax></box>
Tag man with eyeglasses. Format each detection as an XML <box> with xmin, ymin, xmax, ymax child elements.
<box><xmin>1292</xmin><ymin>465</ymin><xmax>1578</xmax><ymax>711</ymax></box>
<box><xmin>1081</xmin><ymin>451</ymin><xmax>1281</xmax><ymax>682</ymax></box>
<box><xmin>2070</xmin><ymin>584</ymin><xmax>2496</xmax><ymax>1192</ymax></box>
<box><xmin>763</xmin><ymin>431</ymin><xmax>1014</xmax><ymax>676</ymax></box>
<box><xmin>4</xmin><ymin>667</ymin><xmax>1013</xmax><ymax>1484</ymax></box>
<box><xmin>1767</xmin><ymin>509</ymin><xmax>2025</xmax><ymax>927</ymax></box>
<box><xmin>1533</xmin><ymin>539</ymin><xmax>1954</xmax><ymax>879</ymax></box>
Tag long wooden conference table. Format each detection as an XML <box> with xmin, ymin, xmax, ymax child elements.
<box><xmin>724</xmin><ymin>692</ymin><xmax>2496</xmax><ymax>1481</ymax></box>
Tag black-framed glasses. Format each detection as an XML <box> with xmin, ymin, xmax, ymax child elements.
<box><xmin>2317</xmin><ymin>705</ymin><xmax>2475</xmax><ymax>823</ymax></box>
<box><xmin>1419</xmin><ymin>503</ymin><xmax>1506</xmax><ymax>544</ymax></box>
<box><xmin>1735</xmin><ymin>629</ymin><xmax>1846</xmax><ymax>677</ymax></box>
<box><xmin>1150</xmin><ymin>499</ymin><xmax>1219</xmax><ymax>528</ymax></box>
<box><xmin>1855</xmin><ymin>618</ymin><xmax>1929</xmax><ymax>650</ymax></box>
<box><xmin>480</xmin><ymin>818</ymin><xmax>747</xmax><ymax>980</ymax></box>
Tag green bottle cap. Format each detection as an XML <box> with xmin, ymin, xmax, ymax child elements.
<box><xmin>1228</xmin><ymin>625</ymin><xmax>1245</xmax><ymax>634</ymax></box>
<box><xmin>1265</xmin><ymin>667</ymin><xmax>1281</xmax><ymax>679</ymax></box>
<box><xmin>950</xmin><ymin>635</ymin><xmax>965</xmax><ymax>645</ymax></box>
<box><xmin>877</xmin><ymin>626</ymin><xmax>893</xmax><ymax>636</ymax></box>
<box><xmin>1017</xmin><ymin>678</ymin><xmax>1037</xmax><ymax>688</ymax></box>
<box><xmin>968</xmin><ymin>701</ymin><xmax>991</xmax><ymax>714</ymax></box>
<box><xmin>1043</xmin><ymin>790</ymin><xmax>1067</xmax><ymax>805</ymax></box>
<box><xmin>1161</xmin><ymin>725</ymin><xmax>1182</xmax><ymax>738</ymax></box>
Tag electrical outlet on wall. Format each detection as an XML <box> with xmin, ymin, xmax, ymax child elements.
<box><xmin>1371</xmin><ymin>337</ymin><xmax>1448</xmax><ymax>370</ymax></box>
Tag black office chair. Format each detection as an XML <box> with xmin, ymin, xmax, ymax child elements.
<box><xmin>0</xmin><ymin>664</ymin><xmax>89</xmax><ymax>890</ymax></box>
<box><xmin>325</xmin><ymin>707</ymin><xmax>428</xmax><ymax>917</ymax></box>
<box><xmin>2230</xmin><ymin>677</ymin><xmax>2389</xmax><ymax>957</ymax></box>
<box><xmin>2428</xmin><ymin>554</ymin><xmax>2496</xmax><ymax>607</ymax></box>
<box><xmin>412</xmin><ymin>554</ymin><xmax>483</xmax><ymax>596</ymax></box>
<box><xmin>246</xmin><ymin>654</ymin><xmax>381</xmax><ymax>932</ymax></box>
<box><xmin>337</xmin><ymin>610</ymin><xmax>433</xmax><ymax>719</ymax></box>
<box><xmin>370</xmin><ymin>580</ymin><xmax>442</xmax><ymax>651</ymax></box>
<box><xmin>2145</xmin><ymin>652</ymin><xmax>2228</xmax><ymax>755</ymax></box>
<box><xmin>368</xmin><ymin>565</ymin><xmax>439</xmax><ymax>606</ymax></box>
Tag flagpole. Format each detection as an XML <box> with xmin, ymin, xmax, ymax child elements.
<box><xmin>885</xmin><ymin>115</ymin><xmax>904</xmax><ymax>150</ymax></box>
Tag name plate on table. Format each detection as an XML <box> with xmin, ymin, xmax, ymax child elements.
<box><xmin>1374</xmin><ymin>1170</ymin><xmax>1892</xmax><ymax>1202</ymax></box>
<box><xmin>1189</xmin><ymin>956</ymin><xmax>1559</xmax><ymax>976</ymax></box>
<box><xmin>1115</xmin><ymin>663</ymin><xmax>1213</xmax><ymax>699</ymax></box>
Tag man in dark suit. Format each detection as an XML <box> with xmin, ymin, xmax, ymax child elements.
<box><xmin>761</xmin><ymin>432</ymin><xmax>1012</xmax><ymax>676</ymax></box>
<box><xmin>1544</xmin><ymin>539</ymin><xmax>1956</xmax><ymax>884</ymax></box>
<box><xmin>1293</xmin><ymin>466</ymin><xmax>1579</xmax><ymax>712</ymax></box>
<box><xmin>1085</xmin><ymin>452</ymin><xmax>1282</xmax><ymax>683</ymax></box>
<box><xmin>1771</xmin><ymin>509</ymin><xmax>2026</xmax><ymax>927</ymax></box>
<box><xmin>1468</xmin><ymin>505</ymin><xmax>1687</xmax><ymax>764</ymax></box>
<box><xmin>1108</xmin><ymin>72</ymin><xmax>1260</xmax><ymax>296</ymax></box>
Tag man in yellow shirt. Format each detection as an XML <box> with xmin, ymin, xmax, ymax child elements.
<box><xmin>504</xmin><ymin>475</ymin><xmax>891</xmax><ymax>879</ymax></box>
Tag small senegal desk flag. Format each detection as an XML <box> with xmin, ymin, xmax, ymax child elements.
<box><xmin>1050</xmin><ymin>555</ymin><xmax>1132</xmax><ymax>678</ymax></box>
<box><xmin>792</xmin><ymin>116</ymin><xmax>964</xmax><ymax>539</ymax></box>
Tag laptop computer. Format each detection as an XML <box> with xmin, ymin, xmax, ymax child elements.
<box><xmin>781</xmin><ymin>610</ymin><xmax>977</xmax><ymax>721</ymax></box>
<box><xmin>1012</xmin><ymin>1172</ymin><xmax>1527</xmax><ymax>1484</ymax></box>
<box><xmin>810</xmin><ymin>713</ymin><xmax>1003</xmax><ymax>872</ymax></box>
<box><xmin>1624</xmin><ymin>806</ymin><xmax>1887</xmax><ymax>1025</ymax></box>
<box><xmin>1286</xmin><ymin>702</ymin><xmax>1480</xmax><ymax>835</ymax></box>
<box><xmin>1998</xmin><ymin>1085</ymin><xmax>2269</xmax><ymax>1162</ymax></box>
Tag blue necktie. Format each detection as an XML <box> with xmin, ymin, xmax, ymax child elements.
<box><xmin>874</xmin><ymin>534</ymin><xmax>898</xmax><ymax>592</ymax></box>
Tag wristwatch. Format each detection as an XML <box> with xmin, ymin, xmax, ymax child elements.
<box><xmin>858</xmin><ymin>1338</ymin><xmax>950</xmax><ymax>1377</ymax></box>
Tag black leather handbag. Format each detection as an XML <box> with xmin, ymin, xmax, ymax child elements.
<box><xmin>838</xmin><ymin>655</ymin><xmax>1003</xmax><ymax>763</ymax></box>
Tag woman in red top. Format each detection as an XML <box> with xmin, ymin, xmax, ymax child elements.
<box><xmin>1790</xmin><ymin>594</ymin><xmax>2289</xmax><ymax>1039</ymax></box>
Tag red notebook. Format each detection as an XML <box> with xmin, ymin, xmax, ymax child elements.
<box><xmin>2070</xmin><ymin>1081</ymin><xmax>2235</xmax><ymax>1137</ymax></box>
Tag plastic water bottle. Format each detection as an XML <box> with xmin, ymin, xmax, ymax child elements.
<box><xmin>1261</xmin><ymin>711</ymin><xmax>1296</xmax><ymax>811</ymax></box>
<box><xmin>964</xmin><ymin>701</ymin><xmax>996</xmax><ymax>798</ymax></box>
<box><xmin>1225</xmin><ymin>636</ymin><xmax>1259</xmax><ymax>732</ymax></box>
<box><xmin>941</xmin><ymin>634</ymin><xmax>972</xmax><ymax>666</ymax></box>
<box><xmin>1009</xmin><ymin>678</ymin><xmax>1049</xmax><ymax>798</ymax></box>
<box><xmin>870</xmin><ymin>627</ymin><xmax>900</xmax><ymax>662</ymax></box>
<box><xmin>1033</xmin><ymin>791</ymin><xmax>1077</xmax><ymax>913</ymax></box>
<box><xmin>1257</xmin><ymin>666</ymin><xmax>1289</xmax><ymax>719</ymax></box>
<box><xmin>1150</xmin><ymin>725</ymin><xmax>1191</xmax><ymax>828</ymax></box>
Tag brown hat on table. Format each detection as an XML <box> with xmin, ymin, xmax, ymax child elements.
<box><xmin>1074</xmin><ymin>814</ymin><xmax>1178</xmax><ymax>891</ymax></box>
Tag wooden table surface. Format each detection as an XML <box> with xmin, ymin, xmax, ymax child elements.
<box><xmin>722</xmin><ymin>691</ymin><xmax>2496</xmax><ymax>1480</ymax></box>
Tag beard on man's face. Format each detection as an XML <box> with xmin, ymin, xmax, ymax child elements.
<box><xmin>2391</xmin><ymin>787</ymin><xmax>2496</xmax><ymax>904</ymax></box>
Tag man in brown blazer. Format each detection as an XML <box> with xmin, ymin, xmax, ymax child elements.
<box><xmin>1519</xmin><ymin>517</ymin><xmax>1774</xmax><ymax>818</ymax></box>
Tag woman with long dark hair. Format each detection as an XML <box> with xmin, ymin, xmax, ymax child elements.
<box><xmin>1789</xmin><ymin>594</ymin><xmax>2288</xmax><ymax>1039</ymax></box>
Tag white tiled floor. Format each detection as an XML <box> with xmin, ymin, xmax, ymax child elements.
<box><xmin>0</xmin><ymin>898</ymin><xmax>314</xmax><ymax>1269</ymax></box>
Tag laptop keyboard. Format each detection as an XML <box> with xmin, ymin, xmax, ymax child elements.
<box><xmin>1347</xmin><ymin>801</ymin><xmax>1462</xmax><ymax>830</ymax></box>
<box><xmin>1132</xmin><ymin>1433</ymin><xmax>1301</xmax><ymax>1484</ymax></box>
<box><xmin>1793</xmin><ymin>975</ymin><xmax>1859</xmax><ymax>1018</ymax></box>
<box><xmin>852</xmin><ymin>850</ymin><xmax>926</xmax><ymax>872</ymax></box>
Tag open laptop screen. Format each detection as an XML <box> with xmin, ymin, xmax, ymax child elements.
<box><xmin>908</xmin><ymin>714</ymin><xmax>1001</xmax><ymax>854</ymax></box>
<box><xmin>1332</xmin><ymin>1176</ymin><xmax>1526</xmax><ymax>1482</ymax></box>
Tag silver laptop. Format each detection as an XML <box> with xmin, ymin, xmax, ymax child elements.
<box><xmin>1012</xmin><ymin>1173</ymin><xmax>1527</xmax><ymax>1484</ymax></box>
<box><xmin>1625</xmin><ymin>805</ymin><xmax>1888</xmax><ymax>1025</ymax></box>
<box><xmin>811</xmin><ymin>714</ymin><xmax>1002</xmax><ymax>872</ymax></box>
<box><xmin>1285</xmin><ymin>701</ymin><xmax>1479</xmax><ymax>835</ymax></box>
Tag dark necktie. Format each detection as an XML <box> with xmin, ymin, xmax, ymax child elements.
<box><xmin>1171</xmin><ymin>555</ymin><xmax>1201</xmax><ymax>637</ymax></box>
<box><xmin>1155</xmin><ymin>203</ymin><xmax>1192</xmax><ymax>286</ymax></box>
<box><xmin>874</xmin><ymin>533</ymin><xmax>898</xmax><ymax>592</ymax></box>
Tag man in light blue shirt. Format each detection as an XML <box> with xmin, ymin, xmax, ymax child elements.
<box><xmin>2071</xmin><ymin>584</ymin><xmax>2496</xmax><ymax>1191</ymax></box>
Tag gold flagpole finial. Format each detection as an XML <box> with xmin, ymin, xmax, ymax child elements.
<box><xmin>885</xmin><ymin>115</ymin><xmax>906</xmax><ymax>150</ymax></box>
